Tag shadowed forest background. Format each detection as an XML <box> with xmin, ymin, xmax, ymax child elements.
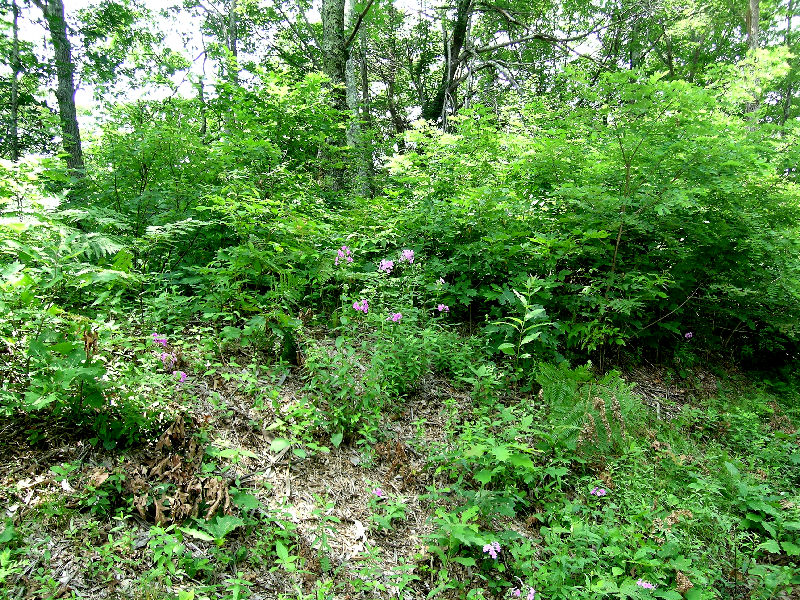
<box><xmin>0</xmin><ymin>1</ymin><xmax>799</xmax><ymax>599</ymax></box>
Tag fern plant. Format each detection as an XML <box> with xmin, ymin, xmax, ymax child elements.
<box><xmin>536</xmin><ymin>362</ymin><xmax>641</xmax><ymax>454</ymax></box>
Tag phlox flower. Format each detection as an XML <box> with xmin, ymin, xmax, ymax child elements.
<box><xmin>353</xmin><ymin>299</ymin><xmax>369</xmax><ymax>314</ymax></box>
<box><xmin>527</xmin><ymin>589</ymin><xmax>536</xmax><ymax>600</ymax></box>
<box><xmin>378</xmin><ymin>259</ymin><xmax>394</xmax><ymax>274</ymax></box>
<box><xmin>152</xmin><ymin>333</ymin><xmax>168</xmax><ymax>347</ymax></box>
<box><xmin>372</xmin><ymin>488</ymin><xmax>385</xmax><ymax>498</ymax></box>
<box><xmin>590</xmin><ymin>487</ymin><xmax>607</xmax><ymax>497</ymax></box>
<box><xmin>511</xmin><ymin>590</ymin><xmax>521</xmax><ymax>598</ymax></box>
<box><xmin>400</xmin><ymin>249</ymin><xmax>414</xmax><ymax>264</ymax></box>
<box><xmin>482</xmin><ymin>541</ymin><xmax>501</xmax><ymax>559</ymax></box>
<box><xmin>684</xmin><ymin>331</ymin><xmax>693</xmax><ymax>339</ymax></box>
<box><xmin>160</xmin><ymin>352</ymin><xmax>175</xmax><ymax>368</ymax></box>
<box><xmin>437</xmin><ymin>304</ymin><xmax>449</xmax><ymax>313</ymax></box>
<box><xmin>335</xmin><ymin>245</ymin><xmax>353</xmax><ymax>266</ymax></box>
<box><xmin>387</xmin><ymin>312</ymin><xmax>402</xmax><ymax>322</ymax></box>
<box><xmin>174</xmin><ymin>371</ymin><xmax>188</xmax><ymax>383</ymax></box>
<box><xmin>636</xmin><ymin>579</ymin><xmax>655</xmax><ymax>590</ymax></box>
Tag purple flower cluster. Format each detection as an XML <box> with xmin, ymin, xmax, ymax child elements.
<box><xmin>353</xmin><ymin>299</ymin><xmax>369</xmax><ymax>314</ymax></box>
<box><xmin>590</xmin><ymin>487</ymin><xmax>607</xmax><ymax>497</ymax></box>
<box><xmin>684</xmin><ymin>331</ymin><xmax>693</xmax><ymax>339</ymax></box>
<box><xmin>437</xmin><ymin>304</ymin><xmax>449</xmax><ymax>313</ymax></box>
<box><xmin>400</xmin><ymin>249</ymin><xmax>414</xmax><ymax>264</ymax></box>
<box><xmin>335</xmin><ymin>245</ymin><xmax>353</xmax><ymax>266</ymax></box>
<box><xmin>174</xmin><ymin>370</ymin><xmax>188</xmax><ymax>383</ymax></box>
<box><xmin>636</xmin><ymin>579</ymin><xmax>656</xmax><ymax>590</ymax></box>
<box><xmin>160</xmin><ymin>352</ymin><xmax>176</xmax><ymax>368</ymax></box>
<box><xmin>372</xmin><ymin>488</ymin><xmax>385</xmax><ymax>498</ymax></box>
<box><xmin>378</xmin><ymin>259</ymin><xmax>395</xmax><ymax>274</ymax></box>
<box><xmin>152</xmin><ymin>333</ymin><xmax>168</xmax><ymax>347</ymax></box>
<box><xmin>387</xmin><ymin>312</ymin><xmax>403</xmax><ymax>323</ymax></box>
<box><xmin>511</xmin><ymin>589</ymin><xmax>536</xmax><ymax>600</ymax></box>
<box><xmin>482</xmin><ymin>541</ymin><xmax>501</xmax><ymax>559</ymax></box>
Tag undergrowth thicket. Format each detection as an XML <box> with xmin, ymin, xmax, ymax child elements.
<box><xmin>1</xmin><ymin>64</ymin><xmax>799</xmax><ymax>600</ymax></box>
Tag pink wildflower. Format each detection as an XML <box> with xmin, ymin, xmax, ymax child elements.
<box><xmin>590</xmin><ymin>487</ymin><xmax>607</xmax><ymax>497</ymax></box>
<box><xmin>152</xmin><ymin>333</ymin><xmax>168</xmax><ymax>347</ymax></box>
<box><xmin>387</xmin><ymin>312</ymin><xmax>402</xmax><ymax>322</ymax></box>
<box><xmin>373</xmin><ymin>488</ymin><xmax>385</xmax><ymax>498</ymax></box>
<box><xmin>378</xmin><ymin>259</ymin><xmax>394</xmax><ymax>274</ymax></box>
<box><xmin>437</xmin><ymin>304</ymin><xmax>449</xmax><ymax>313</ymax></box>
<box><xmin>636</xmin><ymin>579</ymin><xmax>655</xmax><ymax>590</ymax></box>
<box><xmin>482</xmin><ymin>541</ymin><xmax>501</xmax><ymax>559</ymax></box>
<box><xmin>511</xmin><ymin>590</ymin><xmax>521</xmax><ymax>598</ymax></box>
<box><xmin>527</xmin><ymin>589</ymin><xmax>536</xmax><ymax>600</ymax></box>
<box><xmin>335</xmin><ymin>246</ymin><xmax>353</xmax><ymax>266</ymax></box>
<box><xmin>353</xmin><ymin>299</ymin><xmax>369</xmax><ymax>314</ymax></box>
<box><xmin>174</xmin><ymin>371</ymin><xmax>188</xmax><ymax>383</ymax></box>
<box><xmin>400</xmin><ymin>249</ymin><xmax>414</xmax><ymax>264</ymax></box>
<box><xmin>684</xmin><ymin>331</ymin><xmax>693</xmax><ymax>339</ymax></box>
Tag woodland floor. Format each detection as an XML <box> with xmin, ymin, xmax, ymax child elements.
<box><xmin>0</xmin><ymin>345</ymin><xmax>797</xmax><ymax>600</ymax></box>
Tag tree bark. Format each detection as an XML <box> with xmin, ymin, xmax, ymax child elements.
<box><xmin>321</xmin><ymin>0</ymin><xmax>347</xmax><ymax>190</ymax></box>
<box><xmin>781</xmin><ymin>0</ymin><xmax>794</xmax><ymax>125</ymax></box>
<box><xmin>422</xmin><ymin>0</ymin><xmax>472</xmax><ymax>123</ymax></box>
<box><xmin>747</xmin><ymin>0</ymin><xmax>759</xmax><ymax>51</ymax></box>
<box><xmin>10</xmin><ymin>0</ymin><xmax>20</xmax><ymax>162</ymax></box>
<box><xmin>745</xmin><ymin>0</ymin><xmax>760</xmax><ymax>115</ymax></box>
<box><xmin>344</xmin><ymin>0</ymin><xmax>373</xmax><ymax>196</ymax></box>
<box><xmin>34</xmin><ymin>0</ymin><xmax>84</xmax><ymax>174</ymax></box>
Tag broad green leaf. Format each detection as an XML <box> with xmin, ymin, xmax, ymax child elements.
<box><xmin>179</xmin><ymin>527</ymin><xmax>214</xmax><ymax>542</ymax></box>
<box><xmin>270</xmin><ymin>438</ymin><xmax>291</xmax><ymax>453</ymax></box>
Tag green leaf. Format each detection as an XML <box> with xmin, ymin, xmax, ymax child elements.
<box><xmin>231</xmin><ymin>492</ymin><xmax>261</xmax><ymax>511</ymax></box>
<box><xmin>498</xmin><ymin>343</ymin><xmax>515</xmax><ymax>354</ymax></box>
<box><xmin>331</xmin><ymin>432</ymin><xmax>344</xmax><ymax>447</ymax></box>
<box><xmin>757</xmin><ymin>539</ymin><xmax>781</xmax><ymax>553</ymax></box>
<box><xmin>781</xmin><ymin>541</ymin><xmax>800</xmax><ymax>556</ymax></box>
<box><xmin>0</xmin><ymin>520</ymin><xmax>15</xmax><ymax>543</ymax></box>
<box><xmin>491</xmin><ymin>445</ymin><xmax>511</xmax><ymax>462</ymax></box>
<box><xmin>275</xmin><ymin>540</ymin><xmax>289</xmax><ymax>561</ymax></box>
<box><xmin>474</xmin><ymin>469</ymin><xmax>493</xmax><ymax>485</ymax></box>
<box><xmin>270</xmin><ymin>438</ymin><xmax>291</xmax><ymax>453</ymax></box>
<box><xmin>508</xmin><ymin>453</ymin><xmax>535</xmax><ymax>470</ymax></box>
<box><xmin>178</xmin><ymin>527</ymin><xmax>214</xmax><ymax>542</ymax></box>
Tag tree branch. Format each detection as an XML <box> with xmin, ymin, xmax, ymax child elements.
<box><xmin>345</xmin><ymin>0</ymin><xmax>376</xmax><ymax>50</ymax></box>
<box><xmin>470</xmin><ymin>23</ymin><xmax>602</xmax><ymax>56</ymax></box>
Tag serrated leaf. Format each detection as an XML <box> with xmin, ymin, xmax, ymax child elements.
<box><xmin>757</xmin><ymin>539</ymin><xmax>781</xmax><ymax>553</ymax></box>
<box><xmin>781</xmin><ymin>541</ymin><xmax>800</xmax><ymax>556</ymax></box>
<box><xmin>474</xmin><ymin>469</ymin><xmax>493</xmax><ymax>485</ymax></box>
<box><xmin>232</xmin><ymin>493</ymin><xmax>261</xmax><ymax>511</ymax></box>
<box><xmin>491</xmin><ymin>445</ymin><xmax>511</xmax><ymax>462</ymax></box>
<box><xmin>508</xmin><ymin>453</ymin><xmax>535</xmax><ymax>470</ymax></box>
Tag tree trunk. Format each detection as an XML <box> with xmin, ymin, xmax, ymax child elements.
<box><xmin>345</xmin><ymin>0</ymin><xmax>373</xmax><ymax>196</ymax></box>
<box><xmin>321</xmin><ymin>0</ymin><xmax>347</xmax><ymax>190</ymax></box>
<box><xmin>224</xmin><ymin>0</ymin><xmax>238</xmax><ymax>133</ymax></box>
<box><xmin>747</xmin><ymin>0</ymin><xmax>759</xmax><ymax>51</ymax></box>
<box><xmin>10</xmin><ymin>0</ymin><xmax>20</xmax><ymax>162</ymax></box>
<box><xmin>421</xmin><ymin>0</ymin><xmax>472</xmax><ymax>123</ymax></box>
<box><xmin>35</xmin><ymin>0</ymin><xmax>84</xmax><ymax>174</ymax></box>
<box><xmin>746</xmin><ymin>0</ymin><xmax>760</xmax><ymax>114</ymax></box>
<box><xmin>781</xmin><ymin>0</ymin><xmax>794</xmax><ymax>125</ymax></box>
